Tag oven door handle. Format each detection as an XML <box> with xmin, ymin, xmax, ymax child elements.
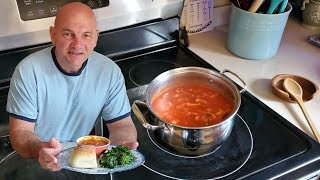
<box><xmin>0</xmin><ymin>86</ymin><xmax>9</xmax><ymax>91</ymax></box>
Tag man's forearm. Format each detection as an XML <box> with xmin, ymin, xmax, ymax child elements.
<box><xmin>109</xmin><ymin>125</ymin><xmax>137</xmax><ymax>144</ymax></box>
<box><xmin>107</xmin><ymin>117</ymin><xmax>138</xmax><ymax>145</ymax></box>
<box><xmin>10</xmin><ymin>129</ymin><xmax>43</xmax><ymax>159</ymax></box>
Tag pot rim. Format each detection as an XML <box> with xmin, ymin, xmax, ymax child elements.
<box><xmin>145</xmin><ymin>66</ymin><xmax>242</xmax><ymax>129</ymax></box>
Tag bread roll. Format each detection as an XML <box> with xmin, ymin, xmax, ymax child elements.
<box><xmin>68</xmin><ymin>145</ymin><xmax>98</xmax><ymax>168</ymax></box>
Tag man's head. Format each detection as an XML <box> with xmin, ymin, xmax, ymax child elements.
<box><xmin>49</xmin><ymin>2</ymin><xmax>99</xmax><ymax>73</ymax></box>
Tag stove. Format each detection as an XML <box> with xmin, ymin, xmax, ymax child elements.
<box><xmin>0</xmin><ymin>2</ymin><xmax>320</xmax><ymax>180</ymax></box>
<box><xmin>107</xmin><ymin>20</ymin><xmax>320</xmax><ymax>179</ymax></box>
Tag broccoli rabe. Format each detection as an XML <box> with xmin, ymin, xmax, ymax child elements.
<box><xmin>100</xmin><ymin>145</ymin><xmax>136</xmax><ymax>168</ymax></box>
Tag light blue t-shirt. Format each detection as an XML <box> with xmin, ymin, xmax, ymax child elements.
<box><xmin>6</xmin><ymin>47</ymin><xmax>131</xmax><ymax>142</ymax></box>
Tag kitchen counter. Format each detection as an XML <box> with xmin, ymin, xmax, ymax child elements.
<box><xmin>187</xmin><ymin>14</ymin><xmax>320</xmax><ymax>142</ymax></box>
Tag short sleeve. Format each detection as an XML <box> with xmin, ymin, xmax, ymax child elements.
<box><xmin>101</xmin><ymin>66</ymin><xmax>130</xmax><ymax>122</ymax></box>
<box><xmin>6</xmin><ymin>62</ymin><xmax>38</xmax><ymax>121</ymax></box>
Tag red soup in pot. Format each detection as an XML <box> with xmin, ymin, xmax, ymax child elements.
<box><xmin>151</xmin><ymin>85</ymin><xmax>234</xmax><ymax>127</ymax></box>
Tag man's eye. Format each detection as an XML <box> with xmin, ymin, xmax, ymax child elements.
<box><xmin>84</xmin><ymin>34</ymin><xmax>92</xmax><ymax>38</ymax></box>
<box><xmin>64</xmin><ymin>33</ymin><xmax>72</xmax><ymax>38</ymax></box>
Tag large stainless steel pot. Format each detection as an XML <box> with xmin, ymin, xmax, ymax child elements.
<box><xmin>132</xmin><ymin>67</ymin><xmax>246</xmax><ymax>156</ymax></box>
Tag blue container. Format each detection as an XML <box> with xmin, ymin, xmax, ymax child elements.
<box><xmin>227</xmin><ymin>3</ymin><xmax>292</xmax><ymax>60</ymax></box>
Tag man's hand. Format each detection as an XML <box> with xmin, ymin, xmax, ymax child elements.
<box><xmin>38</xmin><ymin>137</ymin><xmax>62</xmax><ymax>171</ymax></box>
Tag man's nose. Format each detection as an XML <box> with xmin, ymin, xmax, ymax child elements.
<box><xmin>71</xmin><ymin>36</ymin><xmax>84</xmax><ymax>48</ymax></box>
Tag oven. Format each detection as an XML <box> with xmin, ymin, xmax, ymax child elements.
<box><xmin>0</xmin><ymin>0</ymin><xmax>320</xmax><ymax>180</ymax></box>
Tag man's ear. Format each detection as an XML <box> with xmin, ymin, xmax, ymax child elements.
<box><xmin>96</xmin><ymin>30</ymin><xmax>99</xmax><ymax>37</ymax></box>
<box><xmin>93</xmin><ymin>29</ymin><xmax>99</xmax><ymax>47</ymax></box>
<box><xmin>49</xmin><ymin>26</ymin><xmax>56</xmax><ymax>46</ymax></box>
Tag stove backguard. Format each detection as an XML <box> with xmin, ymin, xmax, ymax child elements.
<box><xmin>0</xmin><ymin>0</ymin><xmax>184</xmax><ymax>51</ymax></box>
<box><xmin>16</xmin><ymin>0</ymin><xmax>110</xmax><ymax>21</ymax></box>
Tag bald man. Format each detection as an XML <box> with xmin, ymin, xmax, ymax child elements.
<box><xmin>7</xmin><ymin>2</ymin><xmax>138</xmax><ymax>171</ymax></box>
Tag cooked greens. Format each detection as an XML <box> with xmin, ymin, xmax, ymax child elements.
<box><xmin>99</xmin><ymin>145</ymin><xmax>136</xmax><ymax>168</ymax></box>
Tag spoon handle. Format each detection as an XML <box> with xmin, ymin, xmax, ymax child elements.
<box><xmin>296</xmin><ymin>98</ymin><xmax>320</xmax><ymax>143</ymax></box>
<box><xmin>278</xmin><ymin>0</ymin><xmax>288</xmax><ymax>13</ymax></box>
<box><xmin>248</xmin><ymin>0</ymin><xmax>264</xmax><ymax>13</ymax></box>
<box><xmin>266</xmin><ymin>0</ymin><xmax>283</xmax><ymax>14</ymax></box>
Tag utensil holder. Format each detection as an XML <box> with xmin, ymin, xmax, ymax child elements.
<box><xmin>227</xmin><ymin>3</ymin><xmax>292</xmax><ymax>60</ymax></box>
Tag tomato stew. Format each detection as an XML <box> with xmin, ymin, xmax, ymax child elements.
<box><xmin>78</xmin><ymin>136</ymin><xmax>110</xmax><ymax>146</ymax></box>
<box><xmin>151</xmin><ymin>85</ymin><xmax>234</xmax><ymax>127</ymax></box>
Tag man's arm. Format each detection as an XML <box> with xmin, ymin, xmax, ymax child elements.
<box><xmin>107</xmin><ymin>116</ymin><xmax>139</xmax><ymax>149</ymax></box>
<box><xmin>9</xmin><ymin>116</ymin><xmax>43</xmax><ymax>159</ymax></box>
<box><xmin>9</xmin><ymin>116</ymin><xmax>62</xmax><ymax>171</ymax></box>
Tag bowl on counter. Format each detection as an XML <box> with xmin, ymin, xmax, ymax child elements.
<box><xmin>271</xmin><ymin>74</ymin><xmax>319</xmax><ymax>103</ymax></box>
<box><xmin>76</xmin><ymin>135</ymin><xmax>110</xmax><ymax>156</ymax></box>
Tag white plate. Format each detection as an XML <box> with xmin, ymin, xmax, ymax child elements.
<box><xmin>57</xmin><ymin>145</ymin><xmax>145</xmax><ymax>174</ymax></box>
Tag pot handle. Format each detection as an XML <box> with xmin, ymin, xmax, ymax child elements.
<box><xmin>220</xmin><ymin>69</ymin><xmax>246</xmax><ymax>93</ymax></box>
<box><xmin>132</xmin><ymin>100</ymin><xmax>166</xmax><ymax>130</ymax></box>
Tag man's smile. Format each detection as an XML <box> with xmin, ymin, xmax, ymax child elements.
<box><xmin>68</xmin><ymin>51</ymin><xmax>84</xmax><ymax>56</ymax></box>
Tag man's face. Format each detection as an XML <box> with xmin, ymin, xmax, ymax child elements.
<box><xmin>50</xmin><ymin>11</ymin><xmax>98</xmax><ymax>73</ymax></box>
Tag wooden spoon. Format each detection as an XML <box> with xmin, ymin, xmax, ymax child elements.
<box><xmin>248</xmin><ymin>0</ymin><xmax>264</xmax><ymax>13</ymax></box>
<box><xmin>283</xmin><ymin>78</ymin><xmax>320</xmax><ymax>142</ymax></box>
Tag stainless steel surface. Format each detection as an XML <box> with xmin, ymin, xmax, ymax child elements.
<box><xmin>132</xmin><ymin>100</ymin><xmax>166</xmax><ymax>130</ymax></box>
<box><xmin>0</xmin><ymin>0</ymin><xmax>183</xmax><ymax>51</ymax></box>
<box><xmin>133</xmin><ymin>67</ymin><xmax>242</xmax><ymax>156</ymax></box>
<box><xmin>220</xmin><ymin>69</ymin><xmax>246</xmax><ymax>93</ymax></box>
